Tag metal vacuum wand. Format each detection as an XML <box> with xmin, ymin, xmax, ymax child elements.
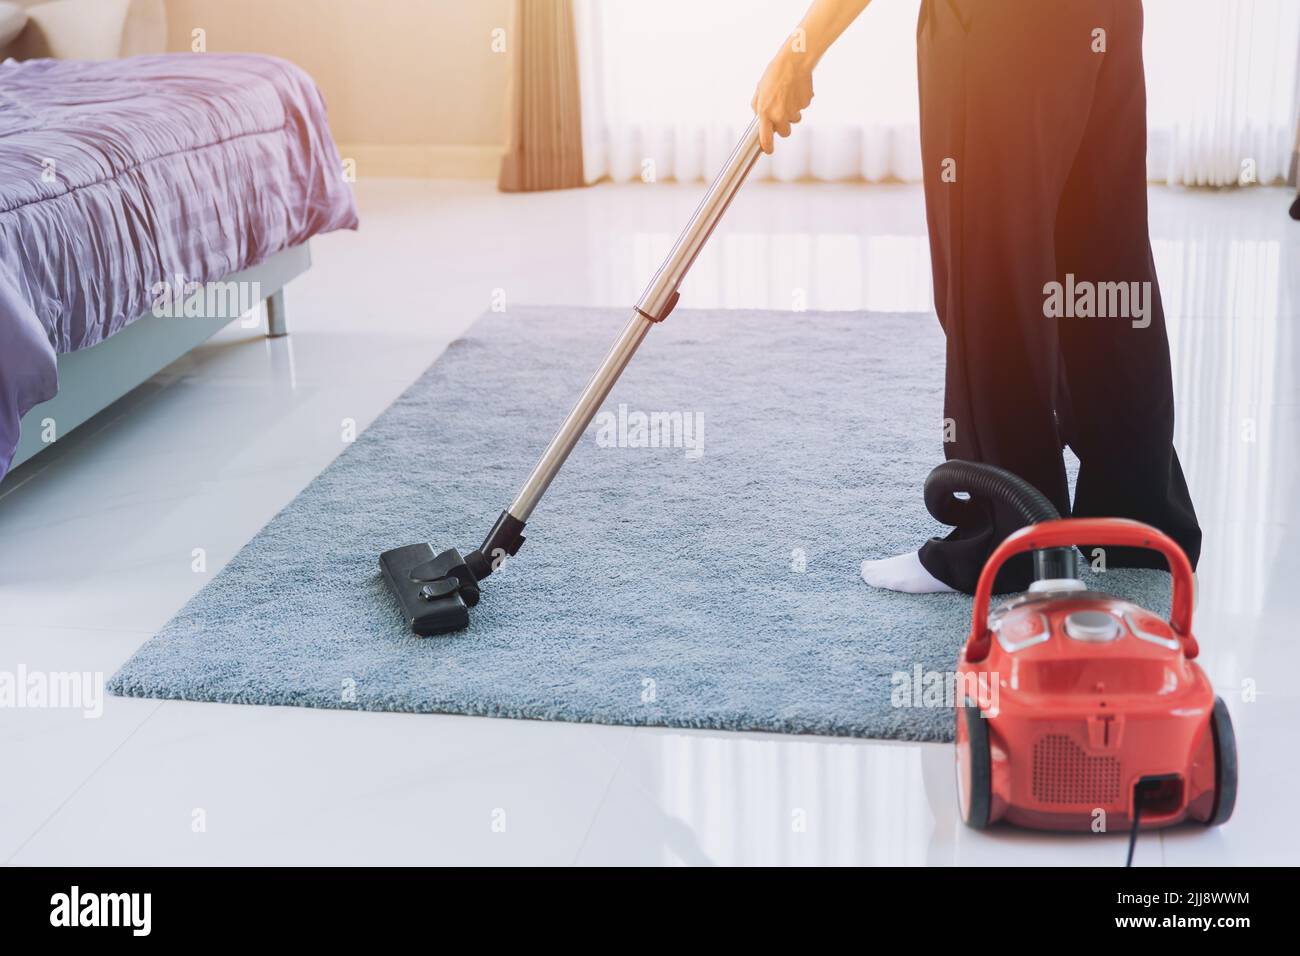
<box><xmin>380</xmin><ymin>119</ymin><xmax>764</xmax><ymax>636</ymax></box>
<box><xmin>507</xmin><ymin>118</ymin><xmax>763</xmax><ymax>526</ymax></box>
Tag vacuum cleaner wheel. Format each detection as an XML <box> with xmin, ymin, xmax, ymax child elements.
<box><xmin>1206</xmin><ymin>696</ymin><xmax>1238</xmax><ymax>827</ymax></box>
<box><xmin>956</xmin><ymin>699</ymin><xmax>992</xmax><ymax>829</ymax></box>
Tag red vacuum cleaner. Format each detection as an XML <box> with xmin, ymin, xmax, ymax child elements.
<box><xmin>927</xmin><ymin>462</ymin><xmax>1237</xmax><ymax>848</ymax></box>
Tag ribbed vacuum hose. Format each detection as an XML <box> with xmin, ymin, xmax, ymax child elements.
<box><xmin>924</xmin><ymin>460</ymin><xmax>1078</xmax><ymax>581</ymax></box>
<box><xmin>925</xmin><ymin>461</ymin><xmax>1060</xmax><ymax>526</ymax></box>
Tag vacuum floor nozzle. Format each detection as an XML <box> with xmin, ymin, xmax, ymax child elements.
<box><xmin>379</xmin><ymin>543</ymin><xmax>481</xmax><ymax>636</ymax></box>
<box><xmin>379</xmin><ymin>511</ymin><xmax>526</xmax><ymax>636</ymax></box>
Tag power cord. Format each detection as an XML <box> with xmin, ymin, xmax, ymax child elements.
<box><xmin>1125</xmin><ymin>777</ymin><xmax>1169</xmax><ymax>867</ymax></box>
<box><xmin>1124</xmin><ymin>799</ymin><xmax>1144</xmax><ymax>867</ymax></box>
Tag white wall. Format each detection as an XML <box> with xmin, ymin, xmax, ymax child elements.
<box><xmin>165</xmin><ymin>0</ymin><xmax>513</xmax><ymax>177</ymax></box>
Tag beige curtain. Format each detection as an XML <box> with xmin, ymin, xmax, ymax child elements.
<box><xmin>498</xmin><ymin>0</ymin><xmax>586</xmax><ymax>193</ymax></box>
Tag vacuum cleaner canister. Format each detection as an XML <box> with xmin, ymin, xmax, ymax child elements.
<box><xmin>926</xmin><ymin>461</ymin><xmax>1237</xmax><ymax>838</ymax></box>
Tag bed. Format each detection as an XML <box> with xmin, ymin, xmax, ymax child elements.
<box><xmin>0</xmin><ymin>51</ymin><xmax>359</xmax><ymax>480</ymax></box>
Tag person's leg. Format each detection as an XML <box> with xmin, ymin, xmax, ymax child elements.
<box><xmin>1053</xmin><ymin>0</ymin><xmax>1202</xmax><ymax>570</ymax></box>
<box><xmin>871</xmin><ymin>0</ymin><xmax>1106</xmax><ymax>594</ymax></box>
<box><xmin>864</xmin><ymin>0</ymin><xmax>965</xmax><ymax>595</ymax></box>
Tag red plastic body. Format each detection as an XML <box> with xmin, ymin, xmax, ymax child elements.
<box><xmin>956</xmin><ymin>518</ymin><xmax>1219</xmax><ymax>831</ymax></box>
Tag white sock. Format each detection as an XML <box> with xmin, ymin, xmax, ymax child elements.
<box><xmin>861</xmin><ymin>551</ymin><xmax>956</xmax><ymax>594</ymax></box>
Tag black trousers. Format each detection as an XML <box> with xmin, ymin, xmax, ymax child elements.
<box><xmin>915</xmin><ymin>0</ymin><xmax>1201</xmax><ymax>593</ymax></box>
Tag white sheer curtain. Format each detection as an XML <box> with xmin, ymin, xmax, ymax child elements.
<box><xmin>1145</xmin><ymin>0</ymin><xmax>1300</xmax><ymax>186</ymax></box>
<box><xmin>575</xmin><ymin>0</ymin><xmax>1300</xmax><ymax>186</ymax></box>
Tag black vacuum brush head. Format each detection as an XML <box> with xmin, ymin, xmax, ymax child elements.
<box><xmin>379</xmin><ymin>510</ymin><xmax>526</xmax><ymax>636</ymax></box>
<box><xmin>379</xmin><ymin>544</ymin><xmax>481</xmax><ymax>636</ymax></box>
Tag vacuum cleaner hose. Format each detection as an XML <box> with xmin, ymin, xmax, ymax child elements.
<box><xmin>924</xmin><ymin>460</ymin><xmax>1078</xmax><ymax>581</ymax></box>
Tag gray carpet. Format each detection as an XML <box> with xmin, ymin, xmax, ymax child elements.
<box><xmin>109</xmin><ymin>308</ymin><xmax>1171</xmax><ymax>741</ymax></box>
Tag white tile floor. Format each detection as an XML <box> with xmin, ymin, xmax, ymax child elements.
<box><xmin>2</xmin><ymin>179</ymin><xmax>1296</xmax><ymax>866</ymax></box>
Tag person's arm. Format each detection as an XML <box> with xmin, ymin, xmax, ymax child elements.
<box><xmin>752</xmin><ymin>0</ymin><xmax>874</xmax><ymax>154</ymax></box>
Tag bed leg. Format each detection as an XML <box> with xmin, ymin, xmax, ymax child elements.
<box><xmin>265</xmin><ymin>289</ymin><xmax>289</xmax><ymax>338</ymax></box>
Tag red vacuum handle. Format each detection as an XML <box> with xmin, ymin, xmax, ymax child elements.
<box><xmin>966</xmin><ymin>517</ymin><xmax>1197</xmax><ymax>662</ymax></box>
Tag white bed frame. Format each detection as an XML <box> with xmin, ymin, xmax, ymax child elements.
<box><xmin>6</xmin><ymin>242</ymin><xmax>311</xmax><ymax>475</ymax></box>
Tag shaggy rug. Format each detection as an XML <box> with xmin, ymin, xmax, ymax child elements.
<box><xmin>108</xmin><ymin>308</ymin><xmax>1170</xmax><ymax>741</ymax></box>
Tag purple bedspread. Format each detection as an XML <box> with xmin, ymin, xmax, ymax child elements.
<box><xmin>0</xmin><ymin>53</ymin><xmax>358</xmax><ymax>478</ymax></box>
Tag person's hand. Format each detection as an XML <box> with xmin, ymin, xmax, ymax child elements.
<box><xmin>751</xmin><ymin>46</ymin><xmax>814</xmax><ymax>154</ymax></box>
